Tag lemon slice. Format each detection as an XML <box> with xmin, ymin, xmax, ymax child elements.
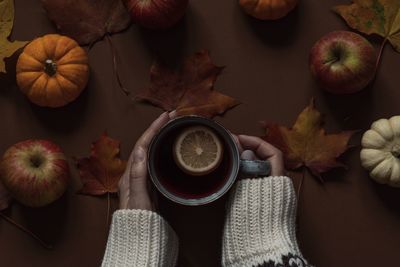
<box><xmin>173</xmin><ymin>126</ymin><xmax>223</xmax><ymax>176</ymax></box>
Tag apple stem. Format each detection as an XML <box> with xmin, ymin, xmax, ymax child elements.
<box><xmin>0</xmin><ymin>211</ymin><xmax>52</xmax><ymax>250</ymax></box>
<box><xmin>375</xmin><ymin>38</ymin><xmax>387</xmax><ymax>74</ymax></box>
<box><xmin>105</xmin><ymin>34</ymin><xmax>131</xmax><ymax>96</ymax></box>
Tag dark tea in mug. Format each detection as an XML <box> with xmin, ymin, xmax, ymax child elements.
<box><xmin>152</xmin><ymin>123</ymin><xmax>232</xmax><ymax>198</ymax></box>
<box><xmin>148</xmin><ymin>116</ymin><xmax>240</xmax><ymax>205</ymax></box>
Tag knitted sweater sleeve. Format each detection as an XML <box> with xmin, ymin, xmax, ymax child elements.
<box><xmin>222</xmin><ymin>176</ymin><xmax>311</xmax><ymax>267</ymax></box>
<box><xmin>101</xmin><ymin>209</ymin><xmax>179</xmax><ymax>267</ymax></box>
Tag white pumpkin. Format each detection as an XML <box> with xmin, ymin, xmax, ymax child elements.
<box><xmin>360</xmin><ymin>116</ymin><xmax>400</xmax><ymax>187</ymax></box>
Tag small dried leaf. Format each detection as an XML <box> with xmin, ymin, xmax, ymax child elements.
<box><xmin>77</xmin><ymin>133</ymin><xmax>127</xmax><ymax>196</ymax></box>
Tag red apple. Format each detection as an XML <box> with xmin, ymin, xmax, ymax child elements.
<box><xmin>309</xmin><ymin>31</ymin><xmax>377</xmax><ymax>94</ymax></box>
<box><xmin>0</xmin><ymin>140</ymin><xmax>69</xmax><ymax>207</ymax></box>
<box><xmin>125</xmin><ymin>0</ymin><xmax>188</xmax><ymax>29</ymax></box>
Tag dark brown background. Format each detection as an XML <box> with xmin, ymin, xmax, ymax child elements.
<box><xmin>1</xmin><ymin>0</ymin><xmax>400</xmax><ymax>266</ymax></box>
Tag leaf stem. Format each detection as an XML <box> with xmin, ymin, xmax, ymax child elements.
<box><xmin>0</xmin><ymin>211</ymin><xmax>52</xmax><ymax>249</ymax></box>
<box><xmin>296</xmin><ymin>168</ymin><xmax>305</xmax><ymax>207</ymax></box>
<box><xmin>106</xmin><ymin>192</ymin><xmax>110</xmax><ymax>227</ymax></box>
<box><xmin>105</xmin><ymin>34</ymin><xmax>131</xmax><ymax>96</ymax></box>
<box><xmin>375</xmin><ymin>38</ymin><xmax>388</xmax><ymax>74</ymax></box>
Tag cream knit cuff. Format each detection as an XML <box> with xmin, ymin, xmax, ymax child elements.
<box><xmin>222</xmin><ymin>176</ymin><xmax>309</xmax><ymax>267</ymax></box>
<box><xmin>101</xmin><ymin>209</ymin><xmax>179</xmax><ymax>267</ymax></box>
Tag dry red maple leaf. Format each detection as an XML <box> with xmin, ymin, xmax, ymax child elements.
<box><xmin>135</xmin><ymin>50</ymin><xmax>240</xmax><ymax>118</ymax></box>
<box><xmin>77</xmin><ymin>133</ymin><xmax>127</xmax><ymax>196</ymax></box>
<box><xmin>42</xmin><ymin>0</ymin><xmax>131</xmax><ymax>45</ymax></box>
<box><xmin>262</xmin><ymin>99</ymin><xmax>356</xmax><ymax>179</ymax></box>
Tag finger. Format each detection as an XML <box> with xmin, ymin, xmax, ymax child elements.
<box><xmin>135</xmin><ymin>112</ymin><xmax>170</xmax><ymax>151</ymax></box>
<box><xmin>121</xmin><ymin>114</ymin><xmax>166</xmax><ymax>181</ymax></box>
<box><xmin>238</xmin><ymin>135</ymin><xmax>285</xmax><ymax>176</ymax></box>
<box><xmin>129</xmin><ymin>146</ymin><xmax>148</xmax><ymax>186</ymax></box>
<box><xmin>269</xmin><ymin>155</ymin><xmax>285</xmax><ymax>176</ymax></box>
<box><xmin>232</xmin><ymin>134</ymin><xmax>244</xmax><ymax>154</ymax></box>
<box><xmin>118</xmin><ymin>173</ymin><xmax>130</xmax><ymax>209</ymax></box>
<box><xmin>169</xmin><ymin>110</ymin><xmax>177</xmax><ymax>119</ymax></box>
<box><xmin>238</xmin><ymin>135</ymin><xmax>281</xmax><ymax>159</ymax></box>
<box><xmin>241</xmin><ymin>150</ymin><xmax>258</xmax><ymax>160</ymax></box>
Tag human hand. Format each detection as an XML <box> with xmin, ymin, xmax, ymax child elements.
<box><xmin>118</xmin><ymin>112</ymin><xmax>175</xmax><ymax>211</ymax></box>
<box><xmin>234</xmin><ymin>135</ymin><xmax>285</xmax><ymax>177</ymax></box>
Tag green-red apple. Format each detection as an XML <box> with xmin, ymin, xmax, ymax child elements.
<box><xmin>309</xmin><ymin>31</ymin><xmax>377</xmax><ymax>94</ymax></box>
<box><xmin>124</xmin><ymin>0</ymin><xmax>188</xmax><ymax>29</ymax></box>
<box><xmin>0</xmin><ymin>140</ymin><xmax>69</xmax><ymax>207</ymax></box>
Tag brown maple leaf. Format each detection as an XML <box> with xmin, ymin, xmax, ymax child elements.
<box><xmin>135</xmin><ymin>50</ymin><xmax>240</xmax><ymax>118</ymax></box>
<box><xmin>262</xmin><ymin>99</ymin><xmax>356</xmax><ymax>179</ymax></box>
<box><xmin>42</xmin><ymin>0</ymin><xmax>131</xmax><ymax>45</ymax></box>
<box><xmin>76</xmin><ymin>133</ymin><xmax>127</xmax><ymax>196</ymax></box>
<box><xmin>0</xmin><ymin>0</ymin><xmax>28</xmax><ymax>73</ymax></box>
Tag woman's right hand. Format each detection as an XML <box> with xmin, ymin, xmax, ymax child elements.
<box><xmin>234</xmin><ymin>135</ymin><xmax>285</xmax><ymax>177</ymax></box>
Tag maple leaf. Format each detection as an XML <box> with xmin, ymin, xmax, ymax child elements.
<box><xmin>76</xmin><ymin>133</ymin><xmax>127</xmax><ymax>196</ymax></box>
<box><xmin>135</xmin><ymin>50</ymin><xmax>240</xmax><ymax>118</ymax></box>
<box><xmin>0</xmin><ymin>180</ymin><xmax>11</xmax><ymax>211</ymax></box>
<box><xmin>333</xmin><ymin>0</ymin><xmax>400</xmax><ymax>50</ymax></box>
<box><xmin>333</xmin><ymin>0</ymin><xmax>400</xmax><ymax>64</ymax></box>
<box><xmin>42</xmin><ymin>0</ymin><xmax>131</xmax><ymax>45</ymax></box>
<box><xmin>262</xmin><ymin>99</ymin><xmax>356</xmax><ymax>179</ymax></box>
<box><xmin>0</xmin><ymin>0</ymin><xmax>28</xmax><ymax>73</ymax></box>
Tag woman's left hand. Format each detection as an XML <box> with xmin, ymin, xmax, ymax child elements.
<box><xmin>118</xmin><ymin>112</ymin><xmax>175</xmax><ymax>211</ymax></box>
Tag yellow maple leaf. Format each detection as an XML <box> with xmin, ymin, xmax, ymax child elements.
<box><xmin>0</xmin><ymin>0</ymin><xmax>28</xmax><ymax>73</ymax></box>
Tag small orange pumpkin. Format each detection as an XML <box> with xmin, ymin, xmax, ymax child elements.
<box><xmin>239</xmin><ymin>0</ymin><xmax>298</xmax><ymax>20</ymax></box>
<box><xmin>16</xmin><ymin>34</ymin><xmax>89</xmax><ymax>108</ymax></box>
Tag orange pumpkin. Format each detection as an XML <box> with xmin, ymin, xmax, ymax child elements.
<box><xmin>239</xmin><ymin>0</ymin><xmax>298</xmax><ymax>20</ymax></box>
<box><xmin>16</xmin><ymin>34</ymin><xmax>89</xmax><ymax>108</ymax></box>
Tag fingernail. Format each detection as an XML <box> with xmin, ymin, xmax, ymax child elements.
<box><xmin>169</xmin><ymin>110</ymin><xmax>177</xmax><ymax>118</ymax></box>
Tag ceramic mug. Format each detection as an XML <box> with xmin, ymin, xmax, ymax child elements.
<box><xmin>148</xmin><ymin>116</ymin><xmax>270</xmax><ymax>206</ymax></box>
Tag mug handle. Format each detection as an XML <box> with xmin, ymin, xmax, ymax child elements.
<box><xmin>239</xmin><ymin>159</ymin><xmax>271</xmax><ymax>177</ymax></box>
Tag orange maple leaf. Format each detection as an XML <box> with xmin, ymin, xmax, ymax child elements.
<box><xmin>262</xmin><ymin>99</ymin><xmax>356</xmax><ymax>179</ymax></box>
<box><xmin>76</xmin><ymin>133</ymin><xmax>127</xmax><ymax>195</ymax></box>
<box><xmin>135</xmin><ymin>50</ymin><xmax>240</xmax><ymax>118</ymax></box>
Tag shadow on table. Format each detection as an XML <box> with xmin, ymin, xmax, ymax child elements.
<box><xmin>29</xmin><ymin>87</ymin><xmax>89</xmax><ymax>134</ymax></box>
<box><xmin>374</xmin><ymin>182</ymin><xmax>400</xmax><ymax>216</ymax></box>
<box><xmin>137</xmin><ymin>6</ymin><xmax>190</xmax><ymax>68</ymax></box>
<box><xmin>19</xmin><ymin>190</ymin><xmax>69</xmax><ymax>248</ymax></box>
<box><xmin>321</xmin><ymin>81</ymin><xmax>374</xmax><ymax>127</ymax></box>
<box><xmin>0</xmin><ymin>52</ymin><xmax>19</xmax><ymax>94</ymax></box>
<box><xmin>159</xmin><ymin>193</ymin><xmax>227</xmax><ymax>267</ymax></box>
<box><xmin>241</xmin><ymin>5</ymin><xmax>300</xmax><ymax>47</ymax></box>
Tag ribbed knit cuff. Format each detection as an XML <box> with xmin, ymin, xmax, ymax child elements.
<box><xmin>101</xmin><ymin>209</ymin><xmax>179</xmax><ymax>267</ymax></box>
<box><xmin>222</xmin><ymin>176</ymin><xmax>309</xmax><ymax>267</ymax></box>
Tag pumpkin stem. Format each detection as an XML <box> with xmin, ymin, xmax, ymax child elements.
<box><xmin>44</xmin><ymin>59</ymin><xmax>57</xmax><ymax>76</ymax></box>
<box><xmin>391</xmin><ymin>144</ymin><xmax>400</xmax><ymax>158</ymax></box>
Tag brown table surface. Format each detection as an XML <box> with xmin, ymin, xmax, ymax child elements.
<box><xmin>1</xmin><ymin>0</ymin><xmax>400</xmax><ymax>266</ymax></box>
